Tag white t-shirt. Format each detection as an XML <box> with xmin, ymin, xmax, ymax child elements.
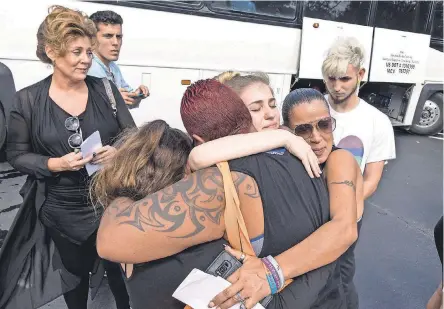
<box><xmin>327</xmin><ymin>97</ymin><xmax>396</xmax><ymax>173</ymax></box>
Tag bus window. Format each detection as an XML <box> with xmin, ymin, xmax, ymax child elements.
<box><xmin>207</xmin><ymin>1</ymin><xmax>298</xmax><ymax>20</ymax></box>
<box><xmin>431</xmin><ymin>1</ymin><xmax>443</xmax><ymax>40</ymax></box>
<box><xmin>374</xmin><ymin>1</ymin><xmax>432</xmax><ymax>34</ymax></box>
<box><xmin>303</xmin><ymin>1</ymin><xmax>371</xmax><ymax>26</ymax></box>
<box><xmin>131</xmin><ymin>1</ymin><xmax>203</xmax><ymax>10</ymax></box>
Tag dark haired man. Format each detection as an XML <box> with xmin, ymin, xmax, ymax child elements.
<box><xmin>88</xmin><ymin>10</ymin><xmax>149</xmax><ymax>107</ymax></box>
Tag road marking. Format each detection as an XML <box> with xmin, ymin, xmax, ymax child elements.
<box><xmin>367</xmin><ymin>201</ymin><xmax>433</xmax><ymax>239</ymax></box>
<box><xmin>429</xmin><ymin>136</ymin><xmax>444</xmax><ymax>140</ymax></box>
<box><xmin>438</xmin><ymin>132</ymin><xmax>443</xmax><ymax>135</ymax></box>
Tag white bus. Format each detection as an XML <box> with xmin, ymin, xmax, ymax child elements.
<box><xmin>0</xmin><ymin>0</ymin><xmax>442</xmax><ymax>143</ymax></box>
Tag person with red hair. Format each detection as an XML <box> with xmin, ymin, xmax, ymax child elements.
<box><xmin>180</xmin><ymin>79</ymin><xmax>253</xmax><ymax>143</ymax></box>
<box><xmin>96</xmin><ymin>79</ymin><xmax>356</xmax><ymax>309</ymax></box>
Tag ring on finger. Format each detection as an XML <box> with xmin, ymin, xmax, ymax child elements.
<box><xmin>234</xmin><ymin>292</ymin><xmax>246</xmax><ymax>305</ymax></box>
<box><xmin>239</xmin><ymin>253</ymin><xmax>246</xmax><ymax>264</ymax></box>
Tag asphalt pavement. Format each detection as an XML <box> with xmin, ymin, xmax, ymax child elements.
<box><xmin>0</xmin><ymin>129</ymin><xmax>442</xmax><ymax>309</ymax></box>
<box><xmin>355</xmin><ymin>129</ymin><xmax>443</xmax><ymax>309</ymax></box>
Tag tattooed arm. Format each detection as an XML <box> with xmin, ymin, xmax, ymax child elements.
<box><xmin>97</xmin><ymin>167</ymin><xmax>256</xmax><ymax>264</ymax></box>
<box><xmin>274</xmin><ymin>149</ymin><xmax>360</xmax><ymax>280</ymax></box>
<box><xmin>208</xmin><ymin>150</ymin><xmax>360</xmax><ymax>309</ymax></box>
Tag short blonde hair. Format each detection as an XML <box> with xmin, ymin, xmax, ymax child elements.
<box><xmin>214</xmin><ymin>71</ymin><xmax>241</xmax><ymax>84</ymax></box>
<box><xmin>215</xmin><ymin>71</ymin><xmax>273</xmax><ymax>96</ymax></box>
<box><xmin>321</xmin><ymin>37</ymin><xmax>365</xmax><ymax>79</ymax></box>
<box><xmin>36</xmin><ymin>5</ymin><xmax>96</xmax><ymax>64</ymax></box>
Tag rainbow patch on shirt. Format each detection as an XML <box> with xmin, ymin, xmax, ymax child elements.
<box><xmin>337</xmin><ymin>135</ymin><xmax>364</xmax><ymax>167</ymax></box>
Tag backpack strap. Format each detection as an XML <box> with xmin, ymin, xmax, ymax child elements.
<box><xmin>102</xmin><ymin>78</ymin><xmax>117</xmax><ymax>117</ymax></box>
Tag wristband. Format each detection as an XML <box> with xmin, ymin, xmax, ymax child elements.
<box><xmin>262</xmin><ymin>257</ymin><xmax>280</xmax><ymax>294</ymax></box>
<box><xmin>267</xmin><ymin>255</ymin><xmax>285</xmax><ymax>291</ymax></box>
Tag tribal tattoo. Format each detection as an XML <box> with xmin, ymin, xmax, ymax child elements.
<box><xmin>233</xmin><ymin>172</ymin><xmax>260</xmax><ymax>199</ymax></box>
<box><xmin>330</xmin><ymin>180</ymin><xmax>356</xmax><ymax>191</ymax></box>
<box><xmin>106</xmin><ymin>168</ymin><xmax>254</xmax><ymax>238</ymax></box>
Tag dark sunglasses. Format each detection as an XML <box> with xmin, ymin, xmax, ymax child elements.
<box><xmin>294</xmin><ymin>117</ymin><xmax>336</xmax><ymax>140</ymax></box>
<box><xmin>65</xmin><ymin>116</ymin><xmax>83</xmax><ymax>149</ymax></box>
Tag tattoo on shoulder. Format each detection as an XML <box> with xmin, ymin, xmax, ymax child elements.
<box><xmin>330</xmin><ymin>180</ymin><xmax>356</xmax><ymax>191</ymax></box>
<box><xmin>107</xmin><ymin>168</ymin><xmax>251</xmax><ymax>238</ymax></box>
<box><xmin>232</xmin><ymin>172</ymin><xmax>260</xmax><ymax>199</ymax></box>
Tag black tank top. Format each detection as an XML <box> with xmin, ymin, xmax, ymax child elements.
<box><xmin>124</xmin><ymin>238</ymin><xmax>227</xmax><ymax>309</ymax></box>
<box><xmin>228</xmin><ymin>147</ymin><xmax>345</xmax><ymax>308</ymax></box>
<box><xmin>320</xmin><ymin>145</ymin><xmax>341</xmax><ymax>171</ymax></box>
<box><xmin>125</xmin><ymin>148</ymin><xmax>344</xmax><ymax>309</ymax></box>
<box><xmin>229</xmin><ymin>148</ymin><xmax>330</xmax><ymax>257</ymax></box>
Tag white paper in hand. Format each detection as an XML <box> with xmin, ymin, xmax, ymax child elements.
<box><xmin>172</xmin><ymin>268</ymin><xmax>264</xmax><ymax>309</ymax></box>
<box><xmin>80</xmin><ymin>130</ymin><xmax>103</xmax><ymax>176</ymax></box>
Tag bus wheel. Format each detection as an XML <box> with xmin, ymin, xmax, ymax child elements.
<box><xmin>410</xmin><ymin>92</ymin><xmax>443</xmax><ymax>135</ymax></box>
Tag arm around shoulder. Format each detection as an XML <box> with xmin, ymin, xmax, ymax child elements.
<box><xmin>97</xmin><ymin>167</ymin><xmax>228</xmax><ymax>264</ymax></box>
<box><xmin>188</xmin><ymin>130</ymin><xmax>296</xmax><ymax>171</ymax></box>
<box><xmin>274</xmin><ymin>149</ymin><xmax>358</xmax><ymax>280</ymax></box>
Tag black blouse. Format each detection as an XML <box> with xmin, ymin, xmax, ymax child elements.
<box><xmin>0</xmin><ymin>75</ymin><xmax>135</xmax><ymax>309</ymax></box>
<box><xmin>7</xmin><ymin>75</ymin><xmax>135</xmax><ymax>244</ymax></box>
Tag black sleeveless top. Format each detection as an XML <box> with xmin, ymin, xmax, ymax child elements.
<box><xmin>228</xmin><ymin>148</ymin><xmax>345</xmax><ymax>308</ymax></box>
<box><xmin>124</xmin><ymin>239</ymin><xmax>228</xmax><ymax>309</ymax></box>
<box><xmin>125</xmin><ymin>148</ymin><xmax>344</xmax><ymax>309</ymax></box>
<box><xmin>320</xmin><ymin>146</ymin><xmax>341</xmax><ymax>171</ymax></box>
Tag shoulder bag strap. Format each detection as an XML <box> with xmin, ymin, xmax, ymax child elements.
<box><xmin>216</xmin><ymin>162</ymin><xmax>293</xmax><ymax>290</ymax></box>
<box><xmin>216</xmin><ymin>161</ymin><xmax>255</xmax><ymax>256</ymax></box>
<box><xmin>102</xmin><ymin>77</ymin><xmax>117</xmax><ymax>117</ymax></box>
<box><xmin>184</xmin><ymin>162</ymin><xmax>292</xmax><ymax>309</ymax></box>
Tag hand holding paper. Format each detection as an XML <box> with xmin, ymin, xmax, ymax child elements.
<box><xmin>173</xmin><ymin>269</ymin><xmax>265</xmax><ymax>309</ymax></box>
<box><xmin>80</xmin><ymin>130</ymin><xmax>103</xmax><ymax>176</ymax></box>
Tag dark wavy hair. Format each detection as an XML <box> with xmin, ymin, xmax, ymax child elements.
<box><xmin>90</xmin><ymin>10</ymin><xmax>123</xmax><ymax>28</ymax></box>
<box><xmin>282</xmin><ymin>88</ymin><xmax>329</xmax><ymax>126</ymax></box>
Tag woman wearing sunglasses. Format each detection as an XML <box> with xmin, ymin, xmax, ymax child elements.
<box><xmin>1</xmin><ymin>6</ymin><xmax>134</xmax><ymax>309</ymax></box>
<box><xmin>187</xmin><ymin>88</ymin><xmax>363</xmax><ymax>308</ymax></box>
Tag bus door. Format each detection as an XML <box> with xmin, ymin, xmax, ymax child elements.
<box><xmin>297</xmin><ymin>1</ymin><xmax>373</xmax><ymax>81</ymax></box>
